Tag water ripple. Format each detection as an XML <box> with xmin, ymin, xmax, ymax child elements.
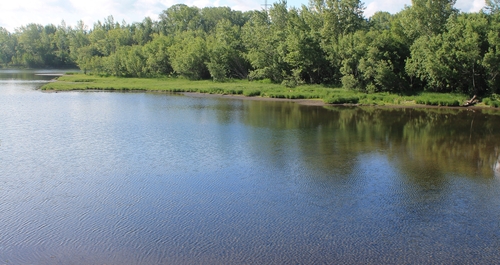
<box><xmin>1</xmin><ymin>74</ymin><xmax>500</xmax><ymax>264</ymax></box>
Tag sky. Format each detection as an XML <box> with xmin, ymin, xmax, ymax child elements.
<box><xmin>0</xmin><ymin>0</ymin><xmax>487</xmax><ymax>32</ymax></box>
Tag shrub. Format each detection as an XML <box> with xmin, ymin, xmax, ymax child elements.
<box><xmin>267</xmin><ymin>92</ymin><xmax>286</xmax><ymax>98</ymax></box>
<box><xmin>341</xmin><ymin>75</ymin><xmax>359</xmax><ymax>90</ymax></box>
<box><xmin>324</xmin><ymin>96</ymin><xmax>359</xmax><ymax>104</ymax></box>
<box><xmin>281</xmin><ymin>79</ymin><xmax>297</xmax><ymax>88</ymax></box>
<box><xmin>226</xmin><ymin>89</ymin><xmax>243</xmax><ymax>95</ymax></box>
<box><xmin>243</xmin><ymin>90</ymin><xmax>261</xmax><ymax>97</ymax></box>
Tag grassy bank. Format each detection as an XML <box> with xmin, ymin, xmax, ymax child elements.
<box><xmin>42</xmin><ymin>74</ymin><xmax>491</xmax><ymax>107</ymax></box>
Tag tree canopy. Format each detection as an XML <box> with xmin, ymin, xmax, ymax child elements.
<box><xmin>1</xmin><ymin>1</ymin><xmax>499</xmax><ymax>95</ymax></box>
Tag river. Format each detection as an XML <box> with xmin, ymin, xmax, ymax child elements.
<box><xmin>1</xmin><ymin>69</ymin><xmax>500</xmax><ymax>264</ymax></box>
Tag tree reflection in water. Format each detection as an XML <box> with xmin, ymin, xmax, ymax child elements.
<box><xmin>240</xmin><ymin>101</ymin><xmax>500</xmax><ymax>179</ymax></box>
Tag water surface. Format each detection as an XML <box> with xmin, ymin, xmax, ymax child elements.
<box><xmin>1</xmin><ymin>70</ymin><xmax>500</xmax><ymax>264</ymax></box>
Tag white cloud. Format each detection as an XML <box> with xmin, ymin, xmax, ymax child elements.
<box><xmin>0</xmin><ymin>0</ymin><xmax>155</xmax><ymax>30</ymax></box>
<box><xmin>365</xmin><ymin>0</ymin><xmax>409</xmax><ymax>17</ymax></box>
<box><xmin>471</xmin><ymin>0</ymin><xmax>487</xmax><ymax>12</ymax></box>
<box><xmin>228</xmin><ymin>0</ymin><xmax>260</xmax><ymax>11</ymax></box>
<box><xmin>363</xmin><ymin>0</ymin><xmax>486</xmax><ymax>18</ymax></box>
<box><xmin>0</xmin><ymin>0</ymin><xmax>71</xmax><ymax>31</ymax></box>
<box><xmin>455</xmin><ymin>0</ymin><xmax>486</xmax><ymax>12</ymax></box>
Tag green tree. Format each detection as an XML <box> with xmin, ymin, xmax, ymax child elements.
<box><xmin>282</xmin><ymin>7</ymin><xmax>329</xmax><ymax>84</ymax></box>
<box><xmin>52</xmin><ymin>21</ymin><xmax>75</xmax><ymax>67</ymax></box>
<box><xmin>158</xmin><ymin>5</ymin><xmax>202</xmax><ymax>35</ymax></box>
<box><xmin>142</xmin><ymin>34</ymin><xmax>173</xmax><ymax>77</ymax></box>
<box><xmin>369</xmin><ymin>11</ymin><xmax>393</xmax><ymax>31</ymax></box>
<box><xmin>102</xmin><ymin>47</ymin><xmax>127</xmax><ymax>76</ymax></box>
<box><xmin>338</xmin><ymin>31</ymin><xmax>367</xmax><ymax>90</ymax></box>
<box><xmin>406</xmin><ymin>13</ymin><xmax>489</xmax><ymax>94</ymax></box>
<box><xmin>308</xmin><ymin>0</ymin><xmax>367</xmax><ymax>83</ymax></box>
<box><xmin>13</xmin><ymin>24</ymin><xmax>52</xmax><ymax>67</ymax></box>
<box><xmin>309</xmin><ymin>0</ymin><xmax>366</xmax><ymax>41</ymax></box>
<box><xmin>0</xmin><ymin>27</ymin><xmax>16</xmax><ymax>66</ymax></box>
<box><xmin>206</xmin><ymin>19</ymin><xmax>248</xmax><ymax>80</ymax></box>
<box><xmin>399</xmin><ymin>0</ymin><xmax>457</xmax><ymax>41</ymax></box>
<box><xmin>123</xmin><ymin>45</ymin><xmax>146</xmax><ymax>77</ymax></box>
<box><xmin>168</xmin><ymin>31</ymin><xmax>209</xmax><ymax>79</ymax></box>
<box><xmin>200</xmin><ymin>7</ymin><xmax>248</xmax><ymax>33</ymax></box>
<box><xmin>483</xmin><ymin>13</ymin><xmax>500</xmax><ymax>93</ymax></box>
<box><xmin>242</xmin><ymin>8</ymin><xmax>287</xmax><ymax>82</ymax></box>
<box><xmin>358</xmin><ymin>31</ymin><xmax>409</xmax><ymax>93</ymax></box>
<box><xmin>132</xmin><ymin>17</ymin><xmax>155</xmax><ymax>45</ymax></box>
<box><xmin>69</xmin><ymin>21</ymin><xmax>93</xmax><ymax>73</ymax></box>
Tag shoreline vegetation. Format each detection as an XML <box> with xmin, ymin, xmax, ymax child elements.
<box><xmin>41</xmin><ymin>74</ymin><xmax>499</xmax><ymax>109</ymax></box>
<box><xmin>3</xmin><ymin>2</ymin><xmax>500</xmax><ymax>111</ymax></box>
<box><xmin>2</xmin><ymin>1</ymin><xmax>500</xmax><ymax>105</ymax></box>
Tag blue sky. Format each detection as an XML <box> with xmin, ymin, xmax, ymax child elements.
<box><xmin>0</xmin><ymin>0</ymin><xmax>486</xmax><ymax>32</ymax></box>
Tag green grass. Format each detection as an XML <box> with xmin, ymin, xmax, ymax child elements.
<box><xmin>482</xmin><ymin>94</ymin><xmax>500</xmax><ymax>108</ymax></box>
<box><xmin>42</xmin><ymin>75</ymin><xmax>283</xmax><ymax>94</ymax></box>
<box><xmin>42</xmin><ymin>74</ymin><xmax>492</xmax><ymax>108</ymax></box>
<box><xmin>413</xmin><ymin>92</ymin><xmax>464</xmax><ymax>106</ymax></box>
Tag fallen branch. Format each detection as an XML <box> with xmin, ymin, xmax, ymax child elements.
<box><xmin>463</xmin><ymin>95</ymin><xmax>478</xmax><ymax>107</ymax></box>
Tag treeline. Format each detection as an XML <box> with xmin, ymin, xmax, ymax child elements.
<box><xmin>1</xmin><ymin>0</ymin><xmax>500</xmax><ymax>95</ymax></box>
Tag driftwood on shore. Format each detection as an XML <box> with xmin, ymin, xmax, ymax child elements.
<box><xmin>463</xmin><ymin>95</ymin><xmax>478</xmax><ymax>107</ymax></box>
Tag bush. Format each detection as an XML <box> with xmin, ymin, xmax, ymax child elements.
<box><xmin>341</xmin><ymin>75</ymin><xmax>359</xmax><ymax>90</ymax></box>
<box><xmin>482</xmin><ymin>98</ymin><xmax>500</xmax><ymax>108</ymax></box>
<box><xmin>285</xmin><ymin>93</ymin><xmax>305</xmax><ymax>99</ymax></box>
<box><xmin>324</xmin><ymin>96</ymin><xmax>359</xmax><ymax>104</ymax></box>
<box><xmin>267</xmin><ymin>92</ymin><xmax>286</xmax><ymax>98</ymax></box>
<box><xmin>281</xmin><ymin>79</ymin><xmax>297</xmax><ymax>88</ymax></box>
<box><xmin>226</xmin><ymin>89</ymin><xmax>243</xmax><ymax>95</ymax></box>
<box><xmin>243</xmin><ymin>89</ymin><xmax>261</xmax><ymax>97</ymax></box>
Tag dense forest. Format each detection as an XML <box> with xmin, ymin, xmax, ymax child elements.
<box><xmin>1</xmin><ymin>0</ymin><xmax>500</xmax><ymax>96</ymax></box>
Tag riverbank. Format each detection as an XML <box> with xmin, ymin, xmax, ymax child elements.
<box><xmin>41</xmin><ymin>74</ymin><xmax>497</xmax><ymax>108</ymax></box>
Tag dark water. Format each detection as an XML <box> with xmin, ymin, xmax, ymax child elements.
<box><xmin>1</xmin><ymin>70</ymin><xmax>500</xmax><ymax>264</ymax></box>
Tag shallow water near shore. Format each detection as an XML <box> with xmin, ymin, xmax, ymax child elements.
<box><xmin>1</xmin><ymin>69</ymin><xmax>500</xmax><ymax>264</ymax></box>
